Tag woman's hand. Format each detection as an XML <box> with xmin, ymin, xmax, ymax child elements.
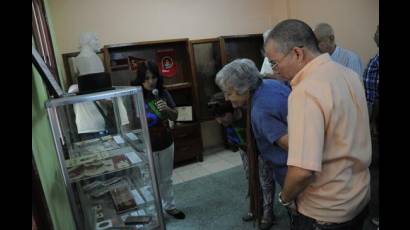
<box><xmin>155</xmin><ymin>100</ymin><xmax>178</xmax><ymax>121</ymax></box>
<box><xmin>155</xmin><ymin>100</ymin><xmax>170</xmax><ymax>112</ymax></box>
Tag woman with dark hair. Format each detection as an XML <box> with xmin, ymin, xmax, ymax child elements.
<box><xmin>131</xmin><ymin>60</ymin><xmax>185</xmax><ymax>219</ymax></box>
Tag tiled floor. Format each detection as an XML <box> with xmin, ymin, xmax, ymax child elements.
<box><xmin>172</xmin><ymin>147</ymin><xmax>243</xmax><ymax>184</ymax></box>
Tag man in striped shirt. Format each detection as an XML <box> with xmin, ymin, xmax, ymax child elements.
<box><xmin>363</xmin><ymin>25</ymin><xmax>379</xmax><ymax>116</ymax></box>
<box><xmin>363</xmin><ymin>24</ymin><xmax>379</xmax><ymax>228</ymax></box>
<box><xmin>314</xmin><ymin>23</ymin><xmax>364</xmax><ymax>79</ymax></box>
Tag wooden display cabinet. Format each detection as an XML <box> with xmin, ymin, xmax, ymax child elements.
<box><xmin>103</xmin><ymin>38</ymin><xmax>204</xmax><ymax>165</ymax></box>
<box><xmin>220</xmin><ymin>34</ymin><xmax>264</xmax><ymax>68</ymax></box>
<box><xmin>189</xmin><ymin>38</ymin><xmax>223</xmax><ymax>122</ymax></box>
<box><xmin>189</xmin><ymin>34</ymin><xmax>264</xmax><ymax>123</ymax></box>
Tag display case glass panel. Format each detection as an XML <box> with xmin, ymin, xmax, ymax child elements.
<box><xmin>45</xmin><ymin>87</ymin><xmax>165</xmax><ymax>230</ymax></box>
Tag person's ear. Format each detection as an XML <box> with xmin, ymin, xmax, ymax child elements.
<box><xmin>329</xmin><ymin>35</ymin><xmax>335</xmax><ymax>43</ymax></box>
<box><xmin>293</xmin><ymin>46</ymin><xmax>305</xmax><ymax>63</ymax></box>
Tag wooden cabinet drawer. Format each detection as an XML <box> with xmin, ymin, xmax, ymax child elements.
<box><xmin>174</xmin><ymin>137</ymin><xmax>202</xmax><ymax>163</ymax></box>
<box><xmin>171</xmin><ymin>123</ymin><xmax>201</xmax><ymax>141</ymax></box>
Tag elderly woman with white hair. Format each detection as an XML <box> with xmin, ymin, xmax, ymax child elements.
<box><xmin>215</xmin><ymin>58</ymin><xmax>290</xmax><ymax>229</ymax></box>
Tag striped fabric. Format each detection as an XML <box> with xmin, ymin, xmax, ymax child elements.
<box><xmin>363</xmin><ymin>53</ymin><xmax>379</xmax><ymax>105</ymax></box>
<box><xmin>331</xmin><ymin>46</ymin><xmax>364</xmax><ymax>78</ymax></box>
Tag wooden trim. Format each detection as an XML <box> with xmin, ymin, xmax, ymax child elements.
<box><xmin>188</xmin><ymin>41</ymin><xmax>201</xmax><ymax>122</ymax></box>
<box><xmin>220</xmin><ymin>33</ymin><xmax>262</xmax><ymax>39</ymax></box>
<box><xmin>32</xmin><ymin>0</ymin><xmax>60</xmax><ymax>86</ymax></box>
<box><xmin>110</xmin><ymin>64</ymin><xmax>129</xmax><ymax>70</ymax></box>
<box><xmin>62</xmin><ymin>53</ymin><xmax>76</xmax><ymax>87</ymax></box>
<box><xmin>61</xmin><ymin>51</ymin><xmax>79</xmax><ymax>58</ymax></box>
<box><xmin>184</xmin><ymin>41</ymin><xmax>200</xmax><ymax>122</ymax></box>
<box><xmin>219</xmin><ymin>37</ymin><xmax>227</xmax><ymax>65</ymax></box>
<box><xmin>103</xmin><ymin>47</ymin><xmax>112</xmax><ymax>72</ymax></box>
<box><xmin>173</xmin><ymin>121</ymin><xmax>200</xmax><ymax>129</ymax></box>
<box><xmin>190</xmin><ymin>38</ymin><xmax>220</xmax><ymax>44</ymax></box>
<box><xmin>164</xmin><ymin>82</ymin><xmax>192</xmax><ymax>91</ymax></box>
<box><xmin>104</xmin><ymin>38</ymin><xmax>189</xmax><ymax>49</ymax></box>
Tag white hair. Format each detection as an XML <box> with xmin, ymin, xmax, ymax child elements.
<box><xmin>215</xmin><ymin>59</ymin><xmax>262</xmax><ymax>95</ymax></box>
<box><xmin>263</xmin><ymin>28</ymin><xmax>273</xmax><ymax>42</ymax></box>
<box><xmin>314</xmin><ymin>23</ymin><xmax>334</xmax><ymax>39</ymax></box>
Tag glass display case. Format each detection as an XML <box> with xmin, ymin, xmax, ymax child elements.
<box><xmin>45</xmin><ymin>86</ymin><xmax>165</xmax><ymax>230</ymax></box>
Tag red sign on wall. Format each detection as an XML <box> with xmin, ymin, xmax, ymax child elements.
<box><xmin>156</xmin><ymin>49</ymin><xmax>177</xmax><ymax>78</ymax></box>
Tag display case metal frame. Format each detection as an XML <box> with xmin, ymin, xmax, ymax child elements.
<box><xmin>45</xmin><ymin>86</ymin><xmax>165</xmax><ymax>230</ymax></box>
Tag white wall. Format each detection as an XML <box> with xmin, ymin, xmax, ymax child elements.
<box><xmin>288</xmin><ymin>0</ymin><xmax>379</xmax><ymax>64</ymax></box>
<box><xmin>50</xmin><ymin>0</ymin><xmax>378</xmax><ymax>65</ymax></box>
<box><xmin>49</xmin><ymin>0</ymin><xmax>287</xmax><ymax>54</ymax></box>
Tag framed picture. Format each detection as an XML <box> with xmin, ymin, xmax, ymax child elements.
<box><xmin>127</xmin><ymin>56</ymin><xmax>145</xmax><ymax>72</ymax></box>
<box><xmin>176</xmin><ymin>106</ymin><xmax>193</xmax><ymax>122</ymax></box>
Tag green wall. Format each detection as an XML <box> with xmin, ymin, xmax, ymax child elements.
<box><xmin>32</xmin><ymin>66</ymin><xmax>76</xmax><ymax>230</ymax></box>
<box><xmin>32</xmin><ymin>0</ymin><xmax>75</xmax><ymax>229</ymax></box>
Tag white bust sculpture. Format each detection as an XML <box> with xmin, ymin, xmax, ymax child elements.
<box><xmin>69</xmin><ymin>32</ymin><xmax>129</xmax><ymax>136</ymax></box>
<box><xmin>74</xmin><ymin>32</ymin><xmax>104</xmax><ymax>76</ymax></box>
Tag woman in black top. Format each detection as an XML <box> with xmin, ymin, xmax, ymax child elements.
<box><xmin>131</xmin><ymin>60</ymin><xmax>185</xmax><ymax>219</ymax></box>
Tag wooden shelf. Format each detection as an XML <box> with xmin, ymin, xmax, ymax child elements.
<box><xmin>173</xmin><ymin>121</ymin><xmax>199</xmax><ymax>128</ymax></box>
<box><xmin>220</xmin><ymin>33</ymin><xmax>262</xmax><ymax>39</ymax></box>
<box><xmin>190</xmin><ymin>38</ymin><xmax>220</xmax><ymax>44</ymax></box>
<box><xmin>164</xmin><ymin>82</ymin><xmax>192</xmax><ymax>91</ymax></box>
<box><xmin>104</xmin><ymin>38</ymin><xmax>189</xmax><ymax>49</ymax></box>
<box><xmin>110</xmin><ymin>64</ymin><xmax>129</xmax><ymax>70</ymax></box>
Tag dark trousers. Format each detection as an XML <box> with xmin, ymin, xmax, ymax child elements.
<box><xmin>290</xmin><ymin>205</ymin><xmax>369</xmax><ymax>230</ymax></box>
<box><xmin>369</xmin><ymin>99</ymin><xmax>379</xmax><ymax>219</ymax></box>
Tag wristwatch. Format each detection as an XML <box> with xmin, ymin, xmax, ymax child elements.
<box><xmin>278</xmin><ymin>192</ymin><xmax>293</xmax><ymax>207</ymax></box>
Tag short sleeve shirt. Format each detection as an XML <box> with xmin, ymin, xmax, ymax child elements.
<box><xmin>288</xmin><ymin>54</ymin><xmax>371</xmax><ymax>223</ymax></box>
<box><xmin>251</xmin><ymin>79</ymin><xmax>290</xmax><ymax>166</ymax></box>
<box><xmin>144</xmin><ymin>89</ymin><xmax>176</xmax><ymax>151</ymax></box>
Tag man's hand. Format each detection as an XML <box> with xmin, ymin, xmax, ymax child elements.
<box><xmin>279</xmin><ymin>192</ymin><xmax>297</xmax><ymax>213</ymax></box>
<box><xmin>277</xmin><ymin>134</ymin><xmax>288</xmax><ymax>151</ymax></box>
<box><xmin>281</xmin><ymin>166</ymin><xmax>315</xmax><ymax>205</ymax></box>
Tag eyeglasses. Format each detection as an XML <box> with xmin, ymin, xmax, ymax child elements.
<box><xmin>269</xmin><ymin>52</ymin><xmax>290</xmax><ymax>72</ymax></box>
<box><xmin>269</xmin><ymin>46</ymin><xmax>304</xmax><ymax>72</ymax></box>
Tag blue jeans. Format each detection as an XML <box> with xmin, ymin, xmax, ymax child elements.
<box><xmin>290</xmin><ymin>204</ymin><xmax>369</xmax><ymax>230</ymax></box>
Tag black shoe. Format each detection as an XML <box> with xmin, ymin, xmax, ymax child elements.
<box><xmin>371</xmin><ymin>217</ymin><xmax>379</xmax><ymax>226</ymax></box>
<box><xmin>242</xmin><ymin>212</ymin><xmax>254</xmax><ymax>222</ymax></box>
<box><xmin>166</xmin><ymin>209</ymin><xmax>186</xmax><ymax>219</ymax></box>
<box><xmin>259</xmin><ymin>217</ymin><xmax>275</xmax><ymax>230</ymax></box>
